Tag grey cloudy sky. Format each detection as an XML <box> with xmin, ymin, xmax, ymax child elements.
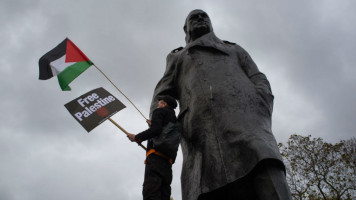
<box><xmin>1</xmin><ymin>0</ymin><xmax>355</xmax><ymax>199</ymax></box>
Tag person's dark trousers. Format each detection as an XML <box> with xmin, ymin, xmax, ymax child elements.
<box><xmin>198</xmin><ymin>161</ymin><xmax>292</xmax><ymax>200</ymax></box>
<box><xmin>143</xmin><ymin>154</ymin><xmax>173</xmax><ymax>200</ymax></box>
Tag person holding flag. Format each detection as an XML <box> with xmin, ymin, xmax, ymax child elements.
<box><xmin>127</xmin><ymin>95</ymin><xmax>178</xmax><ymax>200</ymax></box>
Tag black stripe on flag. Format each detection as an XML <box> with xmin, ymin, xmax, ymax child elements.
<box><xmin>38</xmin><ymin>38</ymin><xmax>68</xmax><ymax>80</ymax></box>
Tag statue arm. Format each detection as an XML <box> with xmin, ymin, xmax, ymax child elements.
<box><xmin>239</xmin><ymin>47</ymin><xmax>274</xmax><ymax>114</ymax></box>
<box><xmin>149</xmin><ymin>53</ymin><xmax>179</xmax><ymax>118</ymax></box>
<box><xmin>239</xmin><ymin>47</ymin><xmax>271</xmax><ymax>91</ymax></box>
<box><xmin>239</xmin><ymin>47</ymin><xmax>261</xmax><ymax>78</ymax></box>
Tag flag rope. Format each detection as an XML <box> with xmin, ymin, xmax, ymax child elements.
<box><xmin>109</xmin><ymin>118</ymin><xmax>147</xmax><ymax>150</ymax></box>
<box><xmin>93</xmin><ymin>64</ymin><xmax>148</xmax><ymax>121</ymax></box>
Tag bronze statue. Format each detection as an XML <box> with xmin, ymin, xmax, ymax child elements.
<box><xmin>149</xmin><ymin>9</ymin><xmax>292</xmax><ymax>200</ymax></box>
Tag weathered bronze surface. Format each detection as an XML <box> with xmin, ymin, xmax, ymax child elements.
<box><xmin>150</xmin><ymin>9</ymin><xmax>287</xmax><ymax>200</ymax></box>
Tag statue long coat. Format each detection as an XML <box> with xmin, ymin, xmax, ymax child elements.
<box><xmin>149</xmin><ymin>32</ymin><xmax>284</xmax><ymax>200</ymax></box>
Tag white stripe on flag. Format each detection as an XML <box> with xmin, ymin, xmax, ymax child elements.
<box><xmin>49</xmin><ymin>55</ymin><xmax>76</xmax><ymax>76</ymax></box>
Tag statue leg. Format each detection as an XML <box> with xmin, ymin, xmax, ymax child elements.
<box><xmin>252</xmin><ymin>163</ymin><xmax>292</xmax><ymax>200</ymax></box>
<box><xmin>197</xmin><ymin>162</ymin><xmax>291</xmax><ymax>200</ymax></box>
<box><xmin>197</xmin><ymin>177</ymin><xmax>258</xmax><ymax>200</ymax></box>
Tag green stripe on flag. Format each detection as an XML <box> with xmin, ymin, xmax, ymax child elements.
<box><xmin>57</xmin><ymin>61</ymin><xmax>93</xmax><ymax>91</ymax></box>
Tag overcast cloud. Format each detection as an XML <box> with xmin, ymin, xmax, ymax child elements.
<box><xmin>1</xmin><ymin>0</ymin><xmax>355</xmax><ymax>199</ymax></box>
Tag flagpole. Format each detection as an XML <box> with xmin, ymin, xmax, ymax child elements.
<box><xmin>93</xmin><ymin>64</ymin><xmax>148</xmax><ymax>121</ymax></box>
<box><xmin>109</xmin><ymin>118</ymin><xmax>147</xmax><ymax>150</ymax></box>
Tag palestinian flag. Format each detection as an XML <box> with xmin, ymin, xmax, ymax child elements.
<box><xmin>39</xmin><ymin>38</ymin><xmax>93</xmax><ymax>91</ymax></box>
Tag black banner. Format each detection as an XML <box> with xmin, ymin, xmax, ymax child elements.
<box><xmin>65</xmin><ymin>87</ymin><xmax>126</xmax><ymax>132</ymax></box>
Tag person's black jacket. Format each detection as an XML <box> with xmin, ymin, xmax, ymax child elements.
<box><xmin>135</xmin><ymin>107</ymin><xmax>177</xmax><ymax>159</ymax></box>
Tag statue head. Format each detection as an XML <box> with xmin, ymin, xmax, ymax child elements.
<box><xmin>184</xmin><ymin>9</ymin><xmax>213</xmax><ymax>43</ymax></box>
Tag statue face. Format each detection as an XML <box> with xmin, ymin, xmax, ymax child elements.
<box><xmin>186</xmin><ymin>10</ymin><xmax>212</xmax><ymax>38</ymax></box>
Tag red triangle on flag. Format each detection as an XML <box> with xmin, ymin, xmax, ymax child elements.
<box><xmin>65</xmin><ymin>39</ymin><xmax>90</xmax><ymax>63</ymax></box>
